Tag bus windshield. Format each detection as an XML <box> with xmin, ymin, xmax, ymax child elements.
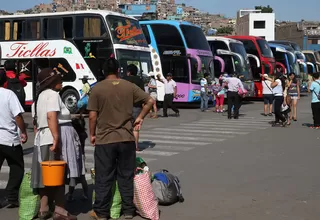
<box><xmin>106</xmin><ymin>15</ymin><xmax>148</xmax><ymax>47</ymax></box>
<box><xmin>229</xmin><ymin>42</ymin><xmax>252</xmax><ymax>80</ymax></box>
<box><xmin>315</xmin><ymin>51</ymin><xmax>320</xmax><ymax>62</ymax></box>
<box><xmin>287</xmin><ymin>52</ymin><xmax>300</xmax><ymax>75</ymax></box>
<box><xmin>180</xmin><ymin>25</ymin><xmax>210</xmax><ymax>51</ymax></box>
<box><xmin>116</xmin><ymin>49</ymin><xmax>152</xmax><ymax>80</ymax></box>
<box><xmin>257</xmin><ymin>39</ymin><xmax>273</xmax><ymax>58</ymax></box>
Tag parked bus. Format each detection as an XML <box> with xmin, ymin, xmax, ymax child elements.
<box><xmin>303</xmin><ymin>50</ymin><xmax>320</xmax><ymax>72</ymax></box>
<box><xmin>269</xmin><ymin>43</ymin><xmax>298</xmax><ymax>75</ymax></box>
<box><xmin>206</xmin><ymin>36</ymin><xmax>260</xmax><ymax>97</ymax></box>
<box><xmin>227</xmin><ymin>36</ymin><xmax>276</xmax><ymax>98</ymax></box>
<box><xmin>0</xmin><ymin>10</ymin><xmax>152</xmax><ymax>113</ymax></box>
<box><xmin>139</xmin><ymin>20</ymin><xmax>216</xmax><ymax>102</ymax></box>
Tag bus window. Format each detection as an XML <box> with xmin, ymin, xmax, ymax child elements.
<box><xmin>0</xmin><ymin>20</ymin><xmax>4</xmax><ymax>40</ymax></box>
<box><xmin>24</xmin><ymin>20</ymin><xmax>40</xmax><ymax>40</ymax></box>
<box><xmin>209</xmin><ymin>41</ymin><xmax>228</xmax><ymax>55</ymax></box>
<box><xmin>162</xmin><ymin>56</ymin><xmax>188</xmax><ymax>83</ymax></box>
<box><xmin>63</xmin><ymin>17</ymin><xmax>73</xmax><ymax>38</ymax></box>
<box><xmin>4</xmin><ymin>21</ymin><xmax>10</xmax><ymax>40</ymax></box>
<box><xmin>141</xmin><ymin>24</ymin><xmax>151</xmax><ymax>44</ymax></box>
<box><xmin>48</xmin><ymin>58</ymin><xmax>76</xmax><ymax>82</ymax></box>
<box><xmin>242</xmin><ymin>40</ymin><xmax>259</xmax><ymax>57</ymax></box>
<box><xmin>150</xmin><ymin>24</ymin><xmax>184</xmax><ymax>47</ymax></box>
<box><xmin>13</xmin><ymin>20</ymin><xmax>23</xmax><ymax>40</ymax></box>
<box><xmin>44</xmin><ymin>18</ymin><xmax>63</xmax><ymax>39</ymax></box>
<box><xmin>180</xmin><ymin>25</ymin><xmax>210</xmax><ymax>51</ymax></box>
<box><xmin>76</xmin><ymin>16</ymin><xmax>107</xmax><ymax>38</ymax></box>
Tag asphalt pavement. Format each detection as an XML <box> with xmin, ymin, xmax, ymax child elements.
<box><xmin>1</xmin><ymin>95</ymin><xmax>319</xmax><ymax>220</ymax></box>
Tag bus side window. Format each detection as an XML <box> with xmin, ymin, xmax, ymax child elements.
<box><xmin>13</xmin><ymin>20</ymin><xmax>23</xmax><ymax>40</ymax></box>
<box><xmin>63</xmin><ymin>17</ymin><xmax>73</xmax><ymax>39</ymax></box>
<box><xmin>75</xmin><ymin>16</ymin><xmax>107</xmax><ymax>38</ymax></box>
<box><xmin>141</xmin><ymin>25</ymin><xmax>151</xmax><ymax>44</ymax></box>
<box><xmin>48</xmin><ymin>58</ymin><xmax>76</xmax><ymax>82</ymax></box>
<box><xmin>24</xmin><ymin>20</ymin><xmax>40</xmax><ymax>40</ymax></box>
<box><xmin>44</xmin><ymin>18</ymin><xmax>63</xmax><ymax>39</ymax></box>
<box><xmin>0</xmin><ymin>20</ymin><xmax>4</xmax><ymax>40</ymax></box>
<box><xmin>4</xmin><ymin>21</ymin><xmax>10</xmax><ymax>40</ymax></box>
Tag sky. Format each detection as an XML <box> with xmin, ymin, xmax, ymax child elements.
<box><xmin>1</xmin><ymin>0</ymin><xmax>319</xmax><ymax>21</ymax></box>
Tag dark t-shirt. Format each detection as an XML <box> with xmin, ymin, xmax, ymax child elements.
<box><xmin>87</xmin><ymin>79</ymin><xmax>150</xmax><ymax>145</ymax></box>
<box><xmin>124</xmin><ymin>76</ymin><xmax>145</xmax><ymax>108</ymax></box>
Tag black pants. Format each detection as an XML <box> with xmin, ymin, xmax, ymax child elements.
<box><xmin>274</xmin><ymin>96</ymin><xmax>286</xmax><ymax>123</ymax></box>
<box><xmin>93</xmin><ymin>142</ymin><xmax>136</xmax><ymax>218</ymax></box>
<box><xmin>0</xmin><ymin>144</ymin><xmax>24</xmax><ymax>202</ymax></box>
<box><xmin>311</xmin><ymin>102</ymin><xmax>320</xmax><ymax>127</ymax></box>
<box><xmin>227</xmin><ymin>91</ymin><xmax>240</xmax><ymax>118</ymax></box>
<box><xmin>163</xmin><ymin>94</ymin><xmax>179</xmax><ymax>116</ymax></box>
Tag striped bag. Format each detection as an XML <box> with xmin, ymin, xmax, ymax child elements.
<box><xmin>133</xmin><ymin>169</ymin><xmax>159</xmax><ymax>220</ymax></box>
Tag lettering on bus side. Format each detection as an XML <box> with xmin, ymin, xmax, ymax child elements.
<box><xmin>163</xmin><ymin>50</ymin><xmax>182</xmax><ymax>56</ymax></box>
<box><xmin>6</xmin><ymin>42</ymin><xmax>56</xmax><ymax>58</ymax></box>
<box><xmin>176</xmin><ymin>94</ymin><xmax>185</xmax><ymax>98</ymax></box>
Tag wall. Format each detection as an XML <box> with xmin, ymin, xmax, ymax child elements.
<box><xmin>275</xmin><ymin>23</ymin><xmax>304</xmax><ymax>48</ymax></box>
<box><xmin>248</xmin><ymin>13</ymin><xmax>275</xmax><ymax>41</ymax></box>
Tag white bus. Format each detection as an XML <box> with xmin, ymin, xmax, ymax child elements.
<box><xmin>0</xmin><ymin>10</ymin><xmax>152</xmax><ymax>113</ymax></box>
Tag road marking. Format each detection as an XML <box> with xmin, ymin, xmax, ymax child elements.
<box><xmin>140</xmin><ymin>131</ymin><xmax>235</xmax><ymax>138</ymax></box>
<box><xmin>198</xmin><ymin>120</ymin><xmax>271</xmax><ymax>125</ymax></box>
<box><xmin>178</xmin><ymin>123</ymin><xmax>264</xmax><ymax>130</ymax></box>
<box><xmin>137</xmin><ymin>150</ymin><xmax>179</xmax><ymax>156</ymax></box>
<box><xmin>139</xmin><ymin>145</ymin><xmax>194</xmax><ymax>151</ymax></box>
<box><xmin>153</xmin><ymin>128</ymin><xmax>249</xmax><ymax>135</ymax></box>
<box><xmin>139</xmin><ymin>139</ymin><xmax>213</xmax><ymax>145</ymax></box>
<box><xmin>139</xmin><ymin>134</ymin><xmax>226</xmax><ymax>142</ymax></box>
<box><xmin>195</xmin><ymin>121</ymin><xmax>270</xmax><ymax>126</ymax></box>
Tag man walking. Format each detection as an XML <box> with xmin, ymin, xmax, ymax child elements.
<box><xmin>157</xmin><ymin>73</ymin><xmax>180</xmax><ymax>117</ymax></box>
<box><xmin>200</xmin><ymin>73</ymin><xmax>209</xmax><ymax>112</ymax></box>
<box><xmin>88</xmin><ymin>58</ymin><xmax>153</xmax><ymax>219</ymax></box>
<box><xmin>124</xmin><ymin>64</ymin><xmax>145</xmax><ymax>150</ymax></box>
<box><xmin>0</xmin><ymin>70</ymin><xmax>28</xmax><ymax>208</ymax></box>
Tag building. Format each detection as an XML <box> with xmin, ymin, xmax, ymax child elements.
<box><xmin>236</xmin><ymin>9</ymin><xmax>275</xmax><ymax>41</ymax></box>
<box><xmin>275</xmin><ymin>21</ymin><xmax>320</xmax><ymax>50</ymax></box>
<box><xmin>119</xmin><ymin>4</ymin><xmax>157</xmax><ymax>19</ymax></box>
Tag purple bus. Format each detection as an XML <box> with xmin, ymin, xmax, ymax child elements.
<box><xmin>140</xmin><ymin>20</ymin><xmax>224</xmax><ymax>102</ymax></box>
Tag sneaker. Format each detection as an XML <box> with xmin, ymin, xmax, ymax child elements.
<box><xmin>0</xmin><ymin>199</ymin><xmax>19</xmax><ymax>209</ymax></box>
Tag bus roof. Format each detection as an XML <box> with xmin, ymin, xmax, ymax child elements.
<box><xmin>139</xmin><ymin>20</ymin><xmax>196</xmax><ymax>27</ymax></box>
<box><xmin>206</xmin><ymin>36</ymin><xmax>243</xmax><ymax>44</ymax></box>
<box><xmin>0</xmin><ymin>10</ymin><xmax>137</xmax><ymax>20</ymax></box>
<box><xmin>227</xmin><ymin>35</ymin><xmax>267</xmax><ymax>41</ymax></box>
<box><xmin>268</xmin><ymin>43</ymin><xmax>287</xmax><ymax>53</ymax></box>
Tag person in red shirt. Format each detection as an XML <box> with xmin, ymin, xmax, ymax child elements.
<box><xmin>3</xmin><ymin>60</ymin><xmax>27</xmax><ymax>88</ymax></box>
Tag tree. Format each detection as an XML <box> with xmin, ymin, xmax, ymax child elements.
<box><xmin>217</xmin><ymin>26</ymin><xmax>234</xmax><ymax>35</ymax></box>
<box><xmin>255</xmin><ymin>5</ymin><xmax>273</xmax><ymax>13</ymax></box>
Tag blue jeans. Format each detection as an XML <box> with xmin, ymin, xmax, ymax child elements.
<box><xmin>200</xmin><ymin>92</ymin><xmax>208</xmax><ymax>111</ymax></box>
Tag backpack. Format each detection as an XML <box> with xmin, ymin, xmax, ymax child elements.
<box><xmin>7</xmin><ymin>75</ymin><xmax>26</xmax><ymax>108</ymax></box>
<box><xmin>151</xmin><ymin>169</ymin><xmax>184</xmax><ymax>205</ymax></box>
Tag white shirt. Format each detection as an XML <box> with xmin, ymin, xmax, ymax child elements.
<box><xmin>200</xmin><ymin>78</ymin><xmax>207</xmax><ymax>93</ymax></box>
<box><xmin>225</xmin><ymin>77</ymin><xmax>244</xmax><ymax>92</ymax></box>
<box><xmin>32</xmin><ymin>89</ymin><xmax>71</xmax><ymax>146</ymax></box>
<box><xmin>262</xmin><ymin>80</ymin><xmax>273</xmax><ymax>95</ymax></box>
<box><xmin>272</xmin><ymin>79</ymin><xmax>283</xmax><ymax>96</ymax></box>
<box><xmin>163</xmin><ymin>79</ymin><xmax>176</xmax><ymax>94</ymax></box>
<box><xmin>0</xmin><ymin>88</ymin><xmax>24</xmax><ymax>147</ymax></box>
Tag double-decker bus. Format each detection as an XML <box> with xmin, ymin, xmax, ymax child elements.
<box><xmin>269</xmin><ymin>43</ymin><xmax>298</xmax><ymax>75</ymax></box>
<box><xmin>303</xmin><ymin>50</ymin><xmax>320</xmax><ymax>72</ymax></box>
<box><xmin>0</xmin><ymin>10</ymin><xmax>152</xmax><ymax>113</ymax></box>
<box><xmin>206</xmin><ymin>36</ymin><xmax>259</xmax><ymax>97</ymax></box>
<box><xmin>139</xmin><ymin>20</ymin><xmax>215</xmax><ymax>102</ymax></box>
<box><xmin>227</xmin><ymin>36</ymin><xmax>276</xmax><ymax>98</ymax></box>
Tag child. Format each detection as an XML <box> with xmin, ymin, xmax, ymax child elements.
<box><xmin>68</xmin><ymin>116</ymin><xmax>89</xmax><ymax>202</ymax></box>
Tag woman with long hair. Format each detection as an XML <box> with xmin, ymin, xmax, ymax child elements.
<box><xmin>31</xmin><ymin>68</ymin><xmax>82</xmax><ymax>220</ymax></box>
<box><xmin>287</xmin><ymin>72</ymin><xmax>300</xmax><ymax>121</ymax></box>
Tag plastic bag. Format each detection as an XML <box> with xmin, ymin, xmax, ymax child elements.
<box><xmin>19</xmin><ymin>172</ymin><xmax>40</xmax><ymax>220</ymax></box>
<box><xmin>77</xmin><ymin>95</ymin><xmax>88</xmax><ymax>109</ymax></box>
<box><xmin>134</xmin><ymin>169</ymin><xmax>159</xmax><ymax>220</ymax></box>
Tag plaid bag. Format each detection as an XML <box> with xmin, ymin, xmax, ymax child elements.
<box><xmin>91</xmin><ymin>169</ymin><xmax>121</xmax><ymax>219</ymax></box>
<box><xmin>18</xmin><ymin>172</ymin><xmax>40</xmax><ymax>220</ymax></box>
<box><xmin>134</xmin><ymin>169</ymin><xmax>159</xmax><ymax>220</ymax></box>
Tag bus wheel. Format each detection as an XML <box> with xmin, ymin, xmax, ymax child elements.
<box><xmin>61</xmin><ymin>89</ymin><xmax>79</xmax><ymax>114</ymax></box>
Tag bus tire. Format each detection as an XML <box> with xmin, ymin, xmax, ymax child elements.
<box><xmin>61</xmin><ymin>89</ymin><xmax>79</xmax><ymax>114</ymax></box>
